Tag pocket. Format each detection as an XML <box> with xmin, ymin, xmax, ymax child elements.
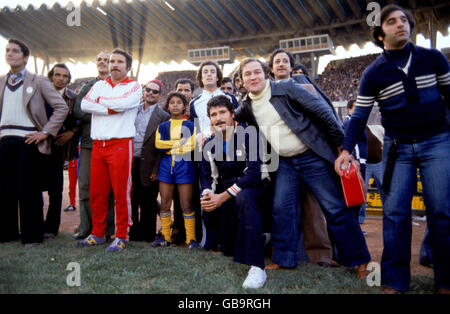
<box><xmin>417</xmin><ymin>84</ymin><xmax>440</xmax><ymax>104</ymax></box>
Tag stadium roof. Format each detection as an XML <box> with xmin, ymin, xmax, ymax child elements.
<box><xmin>1</xmin><ymin>0</ymin><xmax>449</xmax><ymax>66</ymax></box>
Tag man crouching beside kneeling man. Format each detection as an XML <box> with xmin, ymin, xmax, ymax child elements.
<box><xmin>200</xmin><ymin>95</ymin><xmax>271</xmax><ymax>289</ymax></box>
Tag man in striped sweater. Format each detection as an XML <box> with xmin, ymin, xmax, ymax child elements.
<box><xmin>79</xmin><ymin>48</ymin><xmax>142</xmax><ymax>252</ymax></box>
<box><xmin>335</xmin><ymin>5</ymin><xmax>450</xmax><ymax>294</ymax></box>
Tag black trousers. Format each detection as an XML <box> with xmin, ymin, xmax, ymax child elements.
<box><xmin>42</xmin><ymin>142</ymin><xmax>64</xmax><ymax>235</ymax></box>
<box><xmin>130</xmin><ymin>158</ymin><xmax>159</xmax><ymax>242</ymax></box>
<box><xmin>0</xmin><ymin>136</ymin><xmax>44</xmax><ymax>244</ymax></box>
<box><xmin>202</xmin><ymin>186</ymin><xmax>270</xmax><ymax>268</ymax></box>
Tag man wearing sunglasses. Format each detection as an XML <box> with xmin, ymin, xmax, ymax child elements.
<box><xmin>143</xmin><ymin>80</ymin><xmax>164</xmax><ymax>108</ymax></box>
<box><xmin>129</xmin><ymin>79</ymin><xmax>169</xmax><ymax>242</ymax></box>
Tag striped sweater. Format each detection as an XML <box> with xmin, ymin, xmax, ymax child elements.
<box><xmin>343</xmin><ymin>43</ymin><xmax>450</xmax><ymax>152</ymax></box>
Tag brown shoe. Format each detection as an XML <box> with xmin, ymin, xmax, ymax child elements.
<box><xmin>357</xmin><ymin>263</ymin><xmax>370</xmax><ymax>279</ymax></box>
<box><xmin>265</xmin><ymin>263</ymin><xmax>281</xmax><ymax>270</ymax></box>
<box><xmin>383</xmin><ymin>286</ymin><xmax>401</xmax><ymax>294</ymax></box>
<box><xmin>437</xmin><ymin>288</ymin><xmax>450</xmax><ymax>294</ymax></box>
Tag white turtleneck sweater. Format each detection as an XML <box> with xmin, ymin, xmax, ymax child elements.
<box><xmin>249</xmin><ymin>80</ymin><xmax>308</xmax><ymax>157</ymax></box>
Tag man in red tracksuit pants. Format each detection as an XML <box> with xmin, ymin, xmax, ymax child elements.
<box><xmin>78</xmin><ymin>48</ymin><xmax>142</xmax><ymax>251</ymax></box>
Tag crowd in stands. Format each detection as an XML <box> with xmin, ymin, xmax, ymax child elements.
<box><xmin>316</xmin><ymin>54</ymin><xmax>379</xmax><ymax>102</ymax></box>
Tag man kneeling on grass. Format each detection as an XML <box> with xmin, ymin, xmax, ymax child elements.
<box><xmin>199</xmin><ymin>95</ymin><xmax>272</xmax><ymax>289</ymax></box>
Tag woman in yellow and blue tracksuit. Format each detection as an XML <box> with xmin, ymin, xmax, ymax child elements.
<box><xmin>154</xmin><ymin>92</ymin><xmax>200</xmax><ymax>249</ymax></box>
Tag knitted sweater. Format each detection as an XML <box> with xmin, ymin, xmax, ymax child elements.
<box><xmin>343</xmin><ymin>43</ymin><xmax>450</xmax><ymax>152</ymax></box>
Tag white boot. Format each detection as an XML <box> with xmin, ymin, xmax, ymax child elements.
<box><xmin>242</xmin><ymin>266</ymin><xmax>267</xmax><ymax>289</ymax></box>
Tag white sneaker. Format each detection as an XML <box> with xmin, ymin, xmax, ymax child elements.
<box><xmin>242</xmin><ymin>266</ymin><xmax>267</xmax><ymax>289</ymax></box>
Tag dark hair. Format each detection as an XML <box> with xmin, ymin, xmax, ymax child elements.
<box><xmin>47</xmin><ymin>63</ymin><xmax>72</xmax><ymax>82</ymax></box>
<box><xmin>293</xmin><ymin>64</ymin><xmax>309</xmax><ymax>77</ymax></box>
<box><xmin>207</xmin><ymin>95</ymin><xmax>235</xmax><ymax>117</ymax></box>
<box><xmin>238</xmin><ymin>58</ymin><xmax>270</xmax><ymax>81</ymax></box>
<box><xmin>165</xmin><ymin>91</ymin><xmax>188</xmax><ymax>112</ymax></box>
<box><xmin>196</xmin><ymin>61</ymin><xmax>222</xmax><ymax>88</ymax></box>
<box><xmin>347</xmin><ymin>99</ymin><xmax>357</xmax><ymax>110</ymax></box>
<box><xmin>175</xmin><ymin>78</ymin><xmax>195</xmax><ymax>92</ymax></box>
<box><xmin>232</xmin><ymin>71</ymin><xmax>240</xmax><ymax>84</ymax></box>
<box><xmin>269</xmin><ymin>48</ymin><xmax>295</xmax><ymax>74</ymax></box>
<box><xmin>111</xmin><ymin>48</ymin><xmax>132</xmax><ymax>69</ymax></box>
<box><xmin>8</xmin><ymin>38</ymin><xmax>30</xmax><ymax>58</ymax></box>
<box><xmin>371</xmin><ymin>5</ymin><xmax>415</xmax><ymax>49</ymax></box>
<box><xmin>222</xmin><ymin>77</ymin><xmax>233</xmax><ymax>84</ymax></box>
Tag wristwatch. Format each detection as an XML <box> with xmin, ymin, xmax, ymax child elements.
<box><xmin>42</xmin><ymin>130</ymin><xmax>49</xmax><ymax>135</ymax></box>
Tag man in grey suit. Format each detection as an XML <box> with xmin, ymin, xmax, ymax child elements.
<box><xmin>0</xmin><ymin>38</ymin><xmax>68</xmax><ymax>247</ymax></box>
<box><xmin>129</xmin><ymin>79</ymin><xmax>170</xmax><ymax>242</ymax></box>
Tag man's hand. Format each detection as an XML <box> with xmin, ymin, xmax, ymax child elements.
<box><xmin>55</xmin><ymin>130</ymin><xmax>75</xmax><ymax>146</ymax></box>
<box><xmin>149</xmin><ymin>173</ymin><xmax>158</xmax><ymax>182</ymax></box>
<box><xmin>25</xmin><ymin>131</ymin><xmax>48</xmax><ymax>145</ymax></box>
<box><xmin>334</xmin><ymin>149</ymin><xmax>351</xmax><ymax>176</ymax></box>
<box><xmin>201</xmin><ymin>191</ymin><xmax>230</xmax><ymax>212</ymax></box>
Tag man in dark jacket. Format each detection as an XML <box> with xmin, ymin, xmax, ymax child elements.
<box><xmin>42</xmin><ymin>63</ymin><xmax>80</xmax><ymax>238</ymax></box>
<box><xmin>270</xmin><ymin>48</ymin><xmax>335</xmax><ymax>267</ymax></box>
<box><xmin>130</xmin><ymin>80</ymin><xmax>170</xmax><ymax>242</ymax></box>
<box><xmin>200</xmin><ymin>95</ymin><xmax>271</xmax><ymax>289</ymax></box>
<box><xmin>235</xmin><ymin>58</ymin><xmax>370</xmax><ymax>278</ymax></box>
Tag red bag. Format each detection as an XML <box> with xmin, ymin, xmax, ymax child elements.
<box><xmin>340</xmin><ymin>157</ymin><xmax>367</xmax><ymax>207</ymax></box>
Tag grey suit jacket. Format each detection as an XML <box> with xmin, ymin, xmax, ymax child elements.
<box><xmin>0</xmin><ymin>70</ymin><xmax>69</xmax><ymax>154</ymax></box>
<box><xmin>139</xmin><ymin>105</ymin><xmax>170</xmax><ymax>186</ymax></box>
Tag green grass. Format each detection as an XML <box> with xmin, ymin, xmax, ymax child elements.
<box><xmin>0</xmin><ymin>233</ymin><xmax>434</xmax><ymax>294</ymax></box>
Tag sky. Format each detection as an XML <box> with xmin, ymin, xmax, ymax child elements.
<box><xmin>1</xmin><ymin>0</ymin><xmax>449</xmax><ymax>84</ymax></box>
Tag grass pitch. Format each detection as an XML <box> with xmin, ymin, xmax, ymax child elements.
<box><xmin>0</xmin><ymin>233</ymin><xmax>434</xmax><ymax>294</ymax></box>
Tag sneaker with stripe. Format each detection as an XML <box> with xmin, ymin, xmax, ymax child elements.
<box><xmin>77</xmin><ymin>234</ymin><xmax>106</xmax><ymax>247</ymax></box>
<box><xmin>106</xmin><ymin>238</ymin><xmax>128</xmax><ymax>252</ymax></box>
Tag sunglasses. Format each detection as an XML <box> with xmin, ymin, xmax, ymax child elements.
<box><xmin>145</xmin><ymin>87</ymin><xmax>160</xmax><ymax>94</ymax></box>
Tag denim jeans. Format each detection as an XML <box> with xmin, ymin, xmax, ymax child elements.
<box><xmin>419</xmin><ymin>225</ymin><xmax>433</xmax><ymax>267</ymax></box>
<box><xmin>365</xmin><ymin>162</ymin><xmax>385</xmax><ymax>203</ymax></box>
<box><xmin>272</xmin><ymin>150</ymin><xmax>371</xmax><ymax>268</ymax></box>
<box><xmin>361</xmin><ymin>161</ymin><xmax>385</xmax><ymax>224</ymax></box>
<box><xmin>381</xmin><ymin>130</ymin><xmax>450</xmax><ymax>291</ymax></box>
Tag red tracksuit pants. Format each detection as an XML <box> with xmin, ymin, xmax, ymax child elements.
<box><xmin>90</xmin><ymin>138</ymin><xmax>133</xmax><ymax>240</ymax></box>
<box><xmin>68</xmin><ymin>159</ymin><xmax>78</xmax><ymax>206</ymax></box>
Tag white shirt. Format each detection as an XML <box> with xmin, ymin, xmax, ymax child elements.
<box><xmin>81</xmin><ymin>77</ymin><xmax>142</xmax><ymax>140</ymax></box>
<box><xmin>191</xmin><ymin>88</ymin><xmax>228</xmax><ymax>138</ymax></box>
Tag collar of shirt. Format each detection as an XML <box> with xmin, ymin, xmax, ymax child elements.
<box><xmin>202</xmin><ymin>88</ymin><xmax>223</xmax><ymax>98</ymax></box>
<box><xmin>8</xmin><ymin>68</ymin><xmax>26</xmax><ymax>84</ymax></box>
<box><xmin>139</xmin><ymin>102</ymin><xmax>157</xmax><ymax>115</ymax></box>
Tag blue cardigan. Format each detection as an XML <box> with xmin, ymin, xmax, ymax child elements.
<box><xmin>343</xmin><ymin>43</ymin><xmax>450</xmax><ymax>152</ymax></box>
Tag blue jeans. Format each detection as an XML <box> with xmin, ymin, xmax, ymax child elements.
<box><xmin>272</xmin><ymin>150</ymin><xmax>371</xmax><ymax>268</ymax></box>
<box><xmin>365</xmin><ymin>162</ymin><xmax>385</xmax><ymax>203</ymax></box>
<box><xmin>419</xmin><ymin>225</ymin><xmax>433</xmax><ymax>267</ymax></box>
<box><xmin>381</xmin><ymin>131</ymin><xmax>450</xmax><ymax>291</ymax></box>
<box><xmin>361</xmin><ymin>162</ymin><xmax>385</xmax><ymax>224</ymax></box>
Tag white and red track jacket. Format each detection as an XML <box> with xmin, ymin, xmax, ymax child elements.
<box><xmin>81</xmin><ymin>77</ymin><xmax>142</xmax><ymax>140</ymax></box>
